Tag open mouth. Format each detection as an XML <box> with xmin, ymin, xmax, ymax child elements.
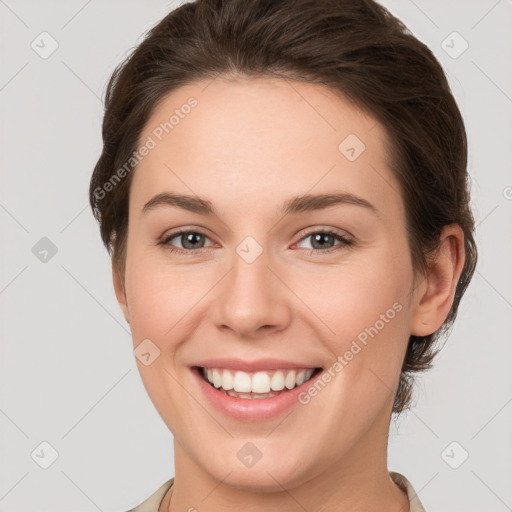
<box><xmin>193</xmin><ymin>366</ymin><xmax>323</xmax><ymax>399</ymax></box>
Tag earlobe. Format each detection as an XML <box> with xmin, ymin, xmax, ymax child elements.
<box><xmin>112</xmin><ymin>260</ymin><xmax>130</xmax><ymax>325</ymax></box>
<box><xmin>410</xmin><ymin>224</ymin><xmax>466</xmax><ymax>337</ymax></box>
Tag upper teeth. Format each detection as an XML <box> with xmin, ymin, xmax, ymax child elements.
<box><xmin>202</xmin><ymin>367</ymin><xmax>316</xmax><ymax>393</ymax></box>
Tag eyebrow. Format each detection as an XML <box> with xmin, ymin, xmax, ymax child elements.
<box><xmin>142</xmin><ymin>191</ymin><xmax>378</xmax><ymax>217</ymax></box>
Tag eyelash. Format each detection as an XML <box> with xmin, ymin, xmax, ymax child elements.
<box><xmin>157</xmin><ymin>228</ymin><xmax>354</xmax><ymax>256</ymax></box>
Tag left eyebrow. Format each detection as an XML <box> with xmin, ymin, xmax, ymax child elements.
<box><xmin>141</xmin><ymin>191</ymin><xmax>378</xmax><ymax>217</ymax></box>
<box><xmin>282</xmin><ymin>192</ymin><xmax>378</xmax><ymax>217</ymax></box>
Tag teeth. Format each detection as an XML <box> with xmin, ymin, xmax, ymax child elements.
<box><xmin>202</xmin><ymin>367</ymin><xmax>316</xmax><ymax>393</ymax></box>
<box><xmin>271</xmin><ymin>371</ymin><xmax>285</xmax><ymax>391</ymax></box>
<box><xmin>285</xmin><ymin>370</ymin><xmax>297</xmax><ymax>390</ymax></box>
<box><xmin>212</xmin><ymin>369</ymin><xmax>223</xmax><ymax>389</ymax></box>
<box><xmin>234</xmin><ymin>370</ymin><xmax>252</xmax><ymax>392</ymax></box>
<box><xmin>253</xmin><ymin>372</ymin><xmax>269</xmax><ymax>392</ymax></box>
<box><xmin>221</xmin><ymin>369</ymin><xmax>234</xmax><ymax>390</ymax></box>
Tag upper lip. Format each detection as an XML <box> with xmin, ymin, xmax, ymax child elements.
<box><xmin>191</xmin><ymin>358</ymin><xmax>323</xmax><ymax>372</ymax></box>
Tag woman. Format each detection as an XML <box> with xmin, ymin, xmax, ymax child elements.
<box><xmin>89</xmin><ymin>0</ymin><xmax>477</xmax><ymax>510</ymax></box>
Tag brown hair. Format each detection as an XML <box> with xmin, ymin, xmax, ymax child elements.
<box><xmin>89</xmin><ymin>0</ymin><xmax>477</xmax><ymax>414</ymax></box>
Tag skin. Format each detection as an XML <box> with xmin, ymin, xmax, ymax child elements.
<box><xmin>112</xmin><ymin>76</ymin><xmax>465</xmax><ymax>512</ymax></box>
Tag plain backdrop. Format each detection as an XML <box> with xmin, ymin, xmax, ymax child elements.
<box><xmin>0</xmin><ymin>1</ymin><xmax>511</xmax><ymax>511</ymax></box>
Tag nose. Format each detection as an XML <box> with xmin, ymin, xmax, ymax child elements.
<box><xmin>214</xmin><ymin>246</ymin><xmax>292</xmax><ymax>339</ymax></box>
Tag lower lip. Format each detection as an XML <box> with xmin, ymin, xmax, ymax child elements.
<box><xmin>191</xmin><ymin>366</ymin><xmax>323</xmax><ymax>421</ymax></box>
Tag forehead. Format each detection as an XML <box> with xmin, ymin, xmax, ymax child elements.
<box><xmin>131</xmin><ymin>76</ymin><xmax>401</xmax><ymax>219</ymax></box>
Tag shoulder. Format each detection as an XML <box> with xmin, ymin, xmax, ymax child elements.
<box><xmin>126</xmin><ymin>478</ymin><xmax>174</xmax><ymax>512</ymax></box>
<box><xmin>390</xmin><ymin>471</ymin><xmax>427</xmax><ymax>512</ymax></box>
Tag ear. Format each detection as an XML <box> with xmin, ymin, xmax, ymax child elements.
<box><xmin>112</xmin><ymin>259</ymin><xmax>130</xmax><ymax>325</ymax></box>
<box><xmin>410</xmin><ymin>224</ymin><xmax>466</xmax><ymax>337</ymax></box>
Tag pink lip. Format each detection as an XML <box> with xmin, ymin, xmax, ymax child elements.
<box><xmin>191</xmin><ymin>357</ymin><xmax>321</xmax><ymax>372</ymax></box>
<box><xmin>191</xmin><ymin>366</ymin><xmax>323</xmax><ymax>421</ymax></box>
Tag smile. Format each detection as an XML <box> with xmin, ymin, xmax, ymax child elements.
<box><xmin>198</xmin><ymin>366</ymin><xmax>323</xmax><ymax>399</ymax></box>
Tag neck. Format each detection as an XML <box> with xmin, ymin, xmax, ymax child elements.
<box><xmin>162</xmin><ymin>410</ymin><xmax>409</xmax><ymax>512</ymax></box>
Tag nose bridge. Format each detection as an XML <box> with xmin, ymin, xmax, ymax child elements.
<box><xmin>214</xmin><ymin>235</ymin><xmax>290</xmax><ymax>336</ymax></box>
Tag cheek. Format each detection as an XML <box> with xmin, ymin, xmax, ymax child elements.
<box><xmin>298</xmin><ymin>262</ymin><xmax>411</xmax><ymax>432</ymax></box>
<box><xmin>310</xmin><ymin>255</ymin><xmax>410</xmax><ymax>336</ymax></box>
<box><xmin>302</xmin><ymin>251</ymin><xmax>412</xmax><ymax>383</ymax></box>
<box><xmin>126</xmin><ymin>263</ymin><xmax>200</xmax><ymax>340</ymax></box>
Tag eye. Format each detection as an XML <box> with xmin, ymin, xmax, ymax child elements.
<box><xmin>157</xmin><ymin>228</ymin><xmax>354</xmax><ymax>256</ymax></box>
<box><xmin>157</xmin><ymin>229</ymin><xmax>214</xmax><ymax>254</ymax></box>
<box><xmin>295</xmin><ymin>229</ymin><xmax>354</xmax><ymax>255</ymax></box>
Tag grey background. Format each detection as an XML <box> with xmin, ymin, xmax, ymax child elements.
<box><xmin>0</xmin><ymin>1</ymin><xmax>511</xmax><ymax>511</ymax></box>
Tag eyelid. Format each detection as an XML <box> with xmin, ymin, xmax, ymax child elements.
<box><xmin>294</xmin><ymin>225</ymin><xmax>354</xmax><ymax>242</ymax></box>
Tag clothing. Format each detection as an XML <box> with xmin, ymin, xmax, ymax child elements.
<box><xmin>128</xmin><ymin>471</ymin><xmax>426</xmax><ymax>512</ymax></box>
<box><xmin>390</xmin><ymin>471</ymin><xmax>427</xmax><ymax>512</ymax></box>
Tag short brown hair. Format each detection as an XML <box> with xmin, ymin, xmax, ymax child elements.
<box><xmin>89</xmin><ymin>0</ymin><xmax>477</xmax><ymax>415</ymax></box>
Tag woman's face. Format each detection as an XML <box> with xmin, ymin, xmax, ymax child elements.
<box><xmin>114</xmin><ymin>76</ymin><xmax>423</xmax><ymax>489</ymax></box>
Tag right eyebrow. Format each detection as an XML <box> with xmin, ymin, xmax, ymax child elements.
<box><xmin>142</xmin><ymin>192</ymin><xmax>216</xmax><ymax>216</ymax></box>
